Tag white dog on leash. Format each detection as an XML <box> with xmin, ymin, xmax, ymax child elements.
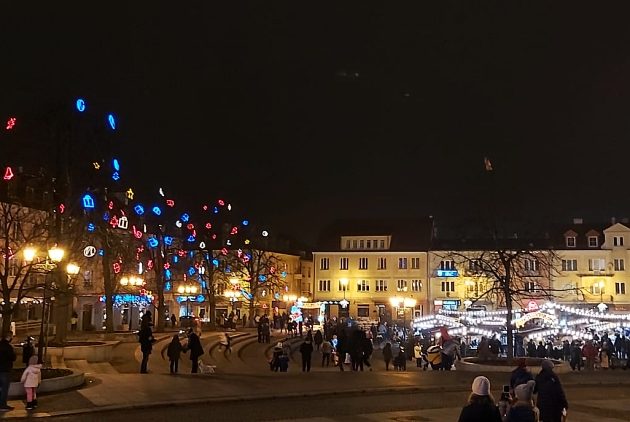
<box><xmin>198</xmin><ymin>359</ymin><xmax>216</xmax><ymax>374</ymax></box>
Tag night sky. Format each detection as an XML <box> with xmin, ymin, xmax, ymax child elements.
<box><xmin>3</xmin><ymin>3</ymin><xmax>630</xmax><ymax>245</ymax></box>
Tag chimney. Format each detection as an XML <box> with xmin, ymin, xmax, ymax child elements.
<box><xmin>611</xmin><ymin>217</ymin><xmax>617</xmax><ymax>225</ymax></box>
<box><xmin>573</xmin><ymin>218</ymin><xmax>583</xmax><ymax>225</ymax></box>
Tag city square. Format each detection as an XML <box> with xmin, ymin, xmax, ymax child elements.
<box><xmin>3</xmin><ymin>2</ymin><xmax>630</xmax><ymax>421</ymax></box>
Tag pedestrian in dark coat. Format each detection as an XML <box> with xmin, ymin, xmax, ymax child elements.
<box><xmin>138</xmin><ymin>318</ymin><xmax>154</xmax><ymax>374</ymax></box>
<box><xmin>314</xmin><ymin>330</ymin><xmax>323</xmax><ymax>350</ymax></box>
<box><xmin>510</xmin><ymin>358</ymin><xmax>534</xmax><ymax>391</ymax></box>
<box><xmin>0</xmin><ymin>334</ymin><xmax>16</xmax><ymax>411</ymax></box>
<box><xmin>22</xmin><ymin>337</ymin><xmax>35</xmax><ymax>367</ymax></box>
<box><xmin>383</xmin><ymin>342</ymin><xmax>393</xmax><ymax>371</ymax></box>
<box><xmin>167</xmin><ymin>335</ymin><xmax>184</xmax><ymax>374</ymax></box>
<box><xmin>187</xmin><ymin>329</ymin><xmax>204</xmax><ymax>373</ymax></box>
<box><xmin>458</xmin><ymin>376</ymin><xmax>502</xmax><ymax>422</ymax></box>
<box><xmin>534</xmin><ymin>360</ymin><xmax>568</xmax><ymax>422</ymax></box>
<box><xmin>300</xmin><ymin>339</ymin><xmax>314</xmax><ymax>372</ymax></box>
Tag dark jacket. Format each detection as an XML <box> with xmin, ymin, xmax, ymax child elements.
<box><xmin>0</xmin><ymin>339</ymin><xmax>16</xmax><ymax>372</ymax></box>
<box><xmin>187</xmin><ymin>333</ymin><xmax>204</xmax><ymax>359</ymax></box>
<box><xmin>535</xmin><ymin>369</ymin><xmax>568</xmax><ymax>422</ymax></box>
<box><xmin>138</xmin><ymin>326</ymin><xmax>154</xmax><ymax>353</ymax></box>
<box><xmin>383</xmin><ymin>343</ymin><xmax>393</xmax><ymax>361</ymax></box>
<box><xmin>505</xmin><ymin>404</ymin><xmax>537</xmax><ymax>422</ymax></box>
<box><xmin>314</xmin><ymin>331</ymin><xmax>323</xmax><ymax>345</ymax></box>
<box><xmin>510</xmin><ymin>366</ymin><xmax>534</xmax><ymax>390</ymax></box>
<box><xmin>299</xmin><ymin>341</ymin><xmax>313</xmax><ymax>357</ymax></box>
<box><xmin>22</xmin><ymin>342</ymin><xmax>35</xmax><ymax>365</ymax></box>
<box><xmin>167</xmin><ymin>336</ymin><xmax>183</xmax><ymax>360</ymax></box>
<box><xmin>458</xmin><ymin>402</ymin><xmax>502</xmax><ymax>422</ymax></box>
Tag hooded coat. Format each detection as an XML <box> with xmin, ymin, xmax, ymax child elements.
<box><xmin>21</xmin><ymin>357</ymin><xmax>41</xmax><ymax>388</ymax></box>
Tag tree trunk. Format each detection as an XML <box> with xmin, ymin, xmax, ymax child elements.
<box><xmin>1</xmin><ymin>302</ymin><xmax>13</xmax><ymax>338</ymax></box>
<box><xmin>206</xmin><ymin>275</ymin><xmax>216</xmax><ymax>331</ymax></box>
<box><xmin>154</xmin><ymin>252</ymin><xmax>165</xmax><ymax>333</ymax></box>
<box><xmin>248</xmin><ymin>295</ymin><xmax>256</xmax><ymax>328</ymax></box>
<box><xmin>102</xmin><ymin>254</ymin><xmax>115</xmax><ymax>333</ymax></box>
<box><xmin>504</xmin><ymin>280</ymin><xmax>514</xmax><ymax>360</ymax></box>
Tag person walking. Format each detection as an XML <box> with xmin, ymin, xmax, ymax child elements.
<box><xmin>170</xmin><ymin>314</ymin><xmax>177</xmax><ymax>328</ymax></box>
<box><xmin>361</xmin><ymin>332</ymin><xmax>373</xmax><ymax>371</ymax></box>
<box><xmin>569</xmin><ymin>341</ymin><xmax>583</xmax><ymax>371</ymax></box>
<box><xmin>510</xmin><ymin>358</ymin><xmax>534</xmax><ymax>392</ymax></box>
<box><xmin>0</xmin><ymin>333</ymin><xmax>16</xmax><ymax>411</ymax></box>
<box><xmin>20</xmin><ymin>356</ymin><xmax>41</xmax><ymax>410</ymax></box>
<box><xmin>70</xmin><ymin>311</ymin><xmax>78</xmax><ymax>332</ymax></box>
<box><xmin>534</xmin><ymin>360</ymin><xmax>568</xmax><ymax>422</ymax></box>
<box><xmin>321</xmin><ymin>339</ymin><xmax>332</xmax><ymax>367</ymax></box>
<box><xmin>220</xmin><ymin>332</ymin><xmax>232</xmax><ymax>354</ymax></box>
<box><xmin>138</xmin><ymin>317</ymin><xmax>154</xmax><ymax>374</ymax></box>
<box><xmin>300</xmin><ymin>339</ymin><xmax>314</xmax><ymax>372</ymax></box>
<box><xmin>167</xmin><ymin>335</ymin><xmax>184</xmax><ymax>374</ymax></box>
<box><xmin>383</xmin><ymin>342</ymin><xmax>393</xmax><ymax>371</ymax></box>
<box><xmin>457</xmin><ymin>376</ymin><xmax>502</xmax><ymax>422</ymax></box>
<box><xmin>414</xmin><ymin>342</ymin><xmax>423</xmax><ymax>367</ymax></box>
<box><xmin>314</xmin><ymin>330</ymin><xmax>323</xmax><ymax>351</ymax></box>
<box><xmin>21</xmin><ymin>337</ymin><xmax>34</xmax><ymax>368</ymax></box>
<box><xmin>187</xmin><ymin>329</ymin><xmax>204</xmax><ymax>373</ymax></box>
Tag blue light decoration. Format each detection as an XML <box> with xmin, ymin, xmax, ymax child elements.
<box><xmin>112</xmin><ymin>171</ymin><xmax>120</xmax><ymax>181</ymax></box>
<box><xmin>173</xmin><ymin>256</ymin><xmax>179</xmax><ymax>263</ymax></box>
<box><xmin>99</xmin><ymin>294</ymin><xmax>152</xmax><ymax>306</ymax></box>
<box><xmin>188</xmin><ymin>267</ymin><xmax>196</xmax><ymax>276</ymax></box>
<box><xmin>187</xmin><ymin>235</ymin><xmax>195</xmax><ymax>242</ymax></box>
<box><xmin>103</xmin><ymin>212</ymin><xmax>110</xmax><ymax>221</ymax></box>
<box><xmin>242</xmin><ymin>219</ymin><xmax>249</xmax><ymax>226</ymax></box>
<box><xmin>213</xmin><ymin>206</ymin><xmax>219</xmax><ymax>214</ymax></box>
<box><xmin>152</xmin><ymin>206</ymin><xmax>162</xmax><ymax>216</ymax></box>
<box><xmin>258</xmin><ymin>275</ymin><xmax>267</xmax><ymax>282</ymax></box>
<box><xmin>134</xmin><ymin>204</ymin><xmax>145</xmax><ymax>215</ymax></box>
<box><xmin>98</xmin><ymin>249</ymin><xmax>104</xmax><ymax>256</ymax></box>
<box><xmin>189</xmin><ymin>251</ymin><xmax>194</xmax><ymax>258</ymax></box>
<box><xmin>281</xmin><ymin>271</ymin><xmax>287</xmax><ymax>278</ymax></box>
<box><xmin>107</xmin><ymin>114</ymin><xmax>116</xmax><ymax>130</ymax></box>
<box><xmin>164</xmin><ymin>236</ymin><xmax>173</xmax><ymax>246</ymax></box>
<box><xmin>76</xmin><ymin>98</ymin><xmax>86</xmax><ymax>112</ymax></box>
<box><xmin>196</xmin><ymin>295</ymin><xmax>205</xmax><ymax>303</ymax></box>
<box><xmin>165</xmin><ymin>281</ymin><xmax>172</xmax><ymax>291</ymax></box>
<box><xmin>112</xmin><ymin>158</ymin><xmax>120</xmax><ymax>171</ymax></box>
<box><xmin>436</xmin><ymin>270</ymin><xmax>459</xmax><ymax>278</ymax></box>
<box><xmin>212</xmin><ymin>259</ymin><xmax>219</xmax><ymax>267</ymax></box>
<box><xmin>201</xmin><ymin>281</ymin><xmax>206</xmax><ymax>288</ymax></box>
<box><xmin>147</xmin><ymin>238</ymin><xmax>159</xmax><ymax>248</ymax></box>
<box><xmin>82</xmin><ymin>194</ymin><xmax>95</xmax><ymax>209</ymax></box>
<box><xmin>164</xmin><ymin>269</ymin><xmax>172</xmax><ymax>280</ymax></box>
<box><xmin>181</xmin><ymin>213</ymin><xmax>190</xmax><ymax>223</ymax></box>
<box><xmin>241</xmin><ymin>290</ymin><xmax>253</xmax><ymax>300</ymax></box>
<box><xmin>87</xmin><ymin>223</ymin><xmax>95</xmax><ymax>232</ymax></box>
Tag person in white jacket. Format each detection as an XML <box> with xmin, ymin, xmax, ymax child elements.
<box><xmin>20</xmin><ymin>356</ymin><xmax>41</xmax><ymax>410</ymax></box>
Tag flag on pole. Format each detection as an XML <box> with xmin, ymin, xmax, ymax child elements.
<box><xmin>484</xmin><ymin>156</ymin><xmax>493</xmax><ymax>172</ymax></box>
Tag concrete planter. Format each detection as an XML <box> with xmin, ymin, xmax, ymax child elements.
<box><xmin>46</xmin><ymin>341</ymin><xmax>119</xmax><ymax>362</ymax></box>
<box><xmin>8</xmin><ymin>369</ymin><xmax>84</xmax><ymax>399</ymax></box>
<box><xmin>456</xmin><ymin>357</ymin><xmax>570</xmax><ymax>373</ymax></box>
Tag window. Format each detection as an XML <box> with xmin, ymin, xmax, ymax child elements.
<box><xmin>616</xmin><ymin>282</ymin><xmax>626</xmax><ymax>295</ymax></box>
<box><xmin>373</xmin><ymin>240</ymin><xmax>378</xmax><ymax>249</ymax></box>
<box><xmin>588</xmin><ymin>258</ymin><xmax>606</xmax><ymax>271</ymax></box>
<box><xmin>566</xmin><ymin>236</ymin><xmax>576</xmax><ymax>248</ymax></box>
<box><xmin>440</xmin><ymin>260</ymin><xmax>456</xmax><ymax>270</ymax></box>
<box><xmin>588</xmin><ymin>236</ymin><xmax>599</xmax><ymax>247</ymax></box>
<box><xmin>411</xmin><ymin>257</ymin><xmax>420</xmax><ymax>269</ymax></box>
<box><xmin>524</xmin><ymin>282</ymin><xmax>538</xmax><ymax>292</ymax></box>
<box><xmin>441</xmin><ymin>281</ymin><xmax>455</xmax><ymax>292</ymax></box>
<box><xmin>411</xmin><ymin>279</ymin><xmax>422</xmax><ymax>292</ymax></box>
<box><xmin>468</xmin><ymin>260</ymin><xmax>482</xmax><ymax>273</ymax></box>
<box><xmin>398</xmin><ymin>257</ymin><xmax>408</xmax><ymax>269</ymax></box>
<box><xmin>366</xmin><ymin>240</ymin><xmax>371</xmax><ymax>249</ymax></box>
<box><xmin>345</xmin><ymin>240</ymin><xmax>350</xmax><ymax>249</ymax></box>
<box><xmin>358</xmin><ymin>257</ymin><xmax>368</xmax><ymax>270</ymax></box>
<box><xmin>357</xmin><ymin>305</ymin><xmax>370</xmax><ymax>318</ymax></box>
<box><xmin>592</xmin><ymin>283</ymin><xmax>605</xmax><ymax>295</ymax></box>
<box><xmin>377</xmin><ymin>257</ymin><xmax>387</xmax><ymax>270</ymax></box>
<box><xmin>352</xmin><ymin>240</ymin><xmax>357</xmax><ymax>249</ymax></box>
<box><xmin>614</xmin><ymin>236</ymin><xmax>625</xmax><ymax>247</ymax></box>
<box><xmin>397</xmin><ymin>279</ymin><xmax>408</xmax><ymax>292</ymax></box>
<box><xmin>83</xmin><ymin>270</ymin><xmax>93</xmax><ymax>288</ymax></box>
<box><xmin>615</xmin><ymin>258</ymin><xmax>625</xmax><ymax>271</ymax></box>
<box><xmin>524</xmin><ymin>259</ymin><xmax>539</xmax><ymax>272</ymax></box>
<box><xmin>359</xmin><ymin>240</ymin><xmax>364</xmax><ymax>249</ymax></box>
<box><xmin>338</xmin><ymin>280</ymin><xmax>348</xmax><ymax>291</ymax></box>
<box><xmin>357</xmin><ymin>280</ymin><xmax>370</xmax><ymax>292</ymax></box>
<box><xmin>340</xmin><ymin>257</ymin><xmax>349</xmax><ymax>270</ymax></box>
<box><xmin>561</xmin><ymin>259</ymin><xmax>578</xmax><ymax>271</ymax></box>
<box><xmin>320</xmin><ymin>258</ymin><xmax>329</xmax><ymax>270</ymax></box>
<box><xmin>318</xmin><ymin>280</ymin><xmax>331</xmax><ymax>292</ymax></box>
<box><xmin>380</xmin><ymin>240</ymin><xmax>385</xmax><ymax>249</ymax></box>
<box><xmin>466</xmin><ymin>281</ymin><xmax>478</xmax><ymax>296</ymax></box>
<box><xmin>375</xmin><ymin>280</ymin><xmax>387</xmax><ymax>292</ymax></box>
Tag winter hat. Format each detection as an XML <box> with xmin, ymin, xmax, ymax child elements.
<box><xmin>28</xmin><ymin>356</ymin><xmax>38</xmax><ymax>366</ymax></box>
<box><xmin>515</xmin><ymin>380</ymin><xmax>536</xmax><ymax>402</ymax></box>
<box><xmin>541</xmin><ymin>359</ymin><xmax>554</xmax><ymax>371</ymax></box>
<box><xmin>471</xmin><ymin>376</ymin><xmax>491</xmax><ymax>396</ymax></box>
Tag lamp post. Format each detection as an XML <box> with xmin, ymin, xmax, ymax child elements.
<box><xmin>119</xmin><ymin>276</ymin><xmax>145</xmax><ymax>330</ymax></box>
<box><xmin>597</xmin><ymin>280</ymin><xmax>606</xmax><ymax>308</ymax></box>
<box><xmin>23</xmin><ymin>245</ymin><xmax>75</xmax><ymax>364</ymax></box>
<box><xmin>339</xmin><ymin>278</ymin><xmax>349</xmax><ymax>317</ymax></box>
<box><xmin>178</xmin><ymin>284</ymin><xmax>198</xmax><ymax>316</ymax></box>
<box><xmin>389</xmin><ymin>296</ymin><xmax>417</xmax><ymax>341</ymax></box>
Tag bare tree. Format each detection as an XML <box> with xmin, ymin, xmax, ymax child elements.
<box><xmin>0</xmin><ymin>203</ymin><xmax>50</xmax><ymax>337</ymax></box>
<box><xmin>443</xmin><ymin>243</ymin><xmax>562</xmax><ymax>359</ymax></box>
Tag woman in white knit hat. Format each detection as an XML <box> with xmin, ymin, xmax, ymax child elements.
<box><xmin>506</xmin><ymin>380</ymin><xmax>539</xmax><ymax>422</ymax></box>
<box><xmin>458</xmin><ymin>375</ymin><xmax>502</xmax><ymax>422</ymax></box>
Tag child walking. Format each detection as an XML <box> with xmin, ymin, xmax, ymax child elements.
<box><xmin>21</xmin><ymin>356</ymin><xmax>41</xmax><ymax>410</ymax></box>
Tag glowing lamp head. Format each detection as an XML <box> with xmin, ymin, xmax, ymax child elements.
<box><xmin>120</xmin><ymin>277</ymin><xmax>129</xmax><ymax>286</ymax></box>
<box><xmin>23</xmin><ymin>247</ymin><xmax>37</xmax><ymax>263</ymax></box>
<box><xmin>340</xmin><ymin>278</ymin><xmax>349</xmax><ymax>287</ymax></box>
<box><xmin>66</xmin><ymin>263</ymin><xmax>80</xmax><ymax>275</ymax></box>
<box><xmin>48</xmin><ymin>246</ymin><xmax>65</xmax><ymax>263</ymax></box>
<box><xmin>177</xmin><ymin>285</ymin><xmax>185</xmax><ymax>294</ymax></box>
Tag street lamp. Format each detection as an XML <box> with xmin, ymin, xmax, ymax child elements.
<box><xmin>178</xmin><ymin>284</ymin><xmax>198</xmax><ymax>316</ymax></box>
<box><xmin>339</xmin><ymin>278</ymin><xmax>349</xmax><ymax>316</ymax></box>
<box><xmin>598</xmin><ymin>280</ymin><xmax>605</xmax><ymax>305</ymax></box>
<box><xmin>390</xmin><ymin>296</ymin><xmax>417</xmax><ymax>341</ymax></box>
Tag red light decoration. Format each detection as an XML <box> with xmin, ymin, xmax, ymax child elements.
<box><xmin>205</xmin><ymin>222</ymin><xmax>212</xmax><ymax>229</ymax></box>
<box><xmin>202</xmin><ymin>205</ymin><xmax>208</xmax><ymax>211</ymax></box>
<box><xmin>164</xmin><ymin>262</ymin><xmax>170</xmax><ymax>270</ymax></box>
<box><xmin>109</xmin><ymin>216</ymin><xmax>119</xmax><ymax>228</ymax></box>
<box><xmin>221</xmin><ymin>248</ymin><xmax>228</xmax><ymax>255</ymax></box>
<box><xmin>212</xmin><ymin>234</ymin><xmax>217</xmax><ymax>240</ymax></box>
<box><xmin>178</xmin><ymin>250</ymin><xmax>185</xmax><ymax>257</ymax></box>
<box><xmin>132</xmin><ymin>226</ymin><xmax>143</xmax><ymax>239</ymax></box>
<box><xmin>147</xmin><ymin>260</ymin><xmax>154</xmax><ymax>270</ymax></box>
<box><xmin>3</xmin><ymin>167</ymin><xmax>14</xmax><ymax>181</ymax></box>
<box><xmin>230</xmin><ymin>227</ymin><xmax>238</xmax><ymax>235</ymax></box>
<box><xmin>113</xmin><ymin>263</ymin><xmax>121</xmax><ymax>274</ymax></box>
<box><xmin>108</xmin><ymin>201</ymin><xmax>114</xmax><ymax>210</ymax></box>
<box><xmin>218</xmin><ymin>199</ymin><xmax>225</xmax><ymax>206</ymax></box>
<box><xmin>58</xmin><ymin>204</ymin><xmax>65</xmax><ymax>214</ymax></box>
<box><xmin>166</xmin><ymin>199</ymin><xmax>175</xmax><ymax>207</ymax></box>
<box><xmin>5</xmin><ymin>117</ymin><xmax>16</xmax><ymax>130</ymax></box>
<box><xmin>186</xmin><ymin>223</ymin><xmax>194</xmax><ymax>230</ymax></box>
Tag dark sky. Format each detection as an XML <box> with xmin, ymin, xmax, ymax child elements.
<box><xmin>3</xmin><ymin>3</ymin><xmax>630</xmax><ymax>245</ymax></box>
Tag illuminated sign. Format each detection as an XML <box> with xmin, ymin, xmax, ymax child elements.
<box><xmin>437</xmin><ymin>270</ymin><xmax>459</xmax><ymax>277</ymax></box>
